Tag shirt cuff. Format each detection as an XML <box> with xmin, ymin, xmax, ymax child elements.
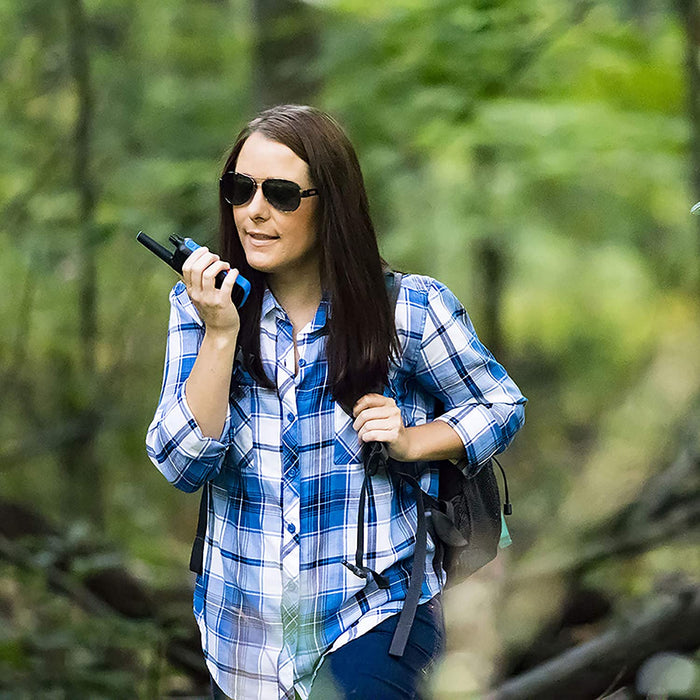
<box><xmin>171</xmin><ymin>381</ymin><xmax>231</xmax><ymax>453</ymax></box>
<box><xmin>435</xmin><ymin>401</ymin><xmax>525</xmax><ymax>470</ymax></box>
<box><xmin>150</xmin><ymin>383</ymin><xmax>232</xmax><ymax>491</ymax></box>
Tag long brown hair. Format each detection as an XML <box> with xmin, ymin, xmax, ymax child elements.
<box><xmin>219</xmin><ymin>105</ymin><xmax>399</xmax><ymax>410</ymax></box>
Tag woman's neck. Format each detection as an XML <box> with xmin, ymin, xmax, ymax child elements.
<box><xmin>267</xmin><ymin>268</ymin><xmax>323</xmax><ymax>336</ymax></box>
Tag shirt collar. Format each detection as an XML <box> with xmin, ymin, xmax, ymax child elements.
<box><xmin>309</xmin><ymin>296</ymin><xmax>330</xmax><ymax>335</ymax></box>
<box><xmin>261</xmin><ymin>286</ymin><xmax>285</xmax><ymax>322</ymax></box>
<box><xmin>260</xmin><ymin>286</ymin><xmax>330</xmax><ymax>335</ymax></box>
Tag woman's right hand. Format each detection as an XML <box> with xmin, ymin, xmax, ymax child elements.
<box><xmin>181</xmin><ymin>246</ymin><xmax>241</xmax><ymax>336</ymax></box>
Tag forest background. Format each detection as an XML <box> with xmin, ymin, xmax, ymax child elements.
<box><xmin>1</xmin><ymin>0</ymin><xmax>699</xmax><ymax>698</ymax></box>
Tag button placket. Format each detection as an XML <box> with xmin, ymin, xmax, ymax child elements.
<box><xmin>276</xmin><ymin>315</ymin><xmax>301</xmax><ymax>648</ymax></box>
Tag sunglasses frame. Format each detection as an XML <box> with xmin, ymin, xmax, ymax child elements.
<box><xmin>220</xmin><ymin>171</ymin><xmax>319</xmax><ymax>212</ymax></box>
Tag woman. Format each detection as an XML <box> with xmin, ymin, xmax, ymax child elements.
<box><xmin>146</xmin><ymin>104</ymin><xmax>526</xmax><ymax>700</ymax></box>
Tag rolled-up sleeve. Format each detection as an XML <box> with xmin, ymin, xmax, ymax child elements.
<box><xmin>146</xmin><ymin>282</ymin><xmax>231</xmax><ymax>492</ymax></box>
<box><xmin>415</xmin><ymin>279</ymin><xmax>526</xmax><ymax>467</ymax></box>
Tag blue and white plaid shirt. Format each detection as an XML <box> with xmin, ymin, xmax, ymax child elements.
<box><xmin>146</xmin><ymin>274</ymin><xmax>526</xmax><ymax>700</ymax></box>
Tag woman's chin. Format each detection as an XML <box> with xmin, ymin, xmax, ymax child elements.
<box><xmin>243</xmin><ymin>251</ymin><xmax>276</xmax><ymax>274</ymax></box>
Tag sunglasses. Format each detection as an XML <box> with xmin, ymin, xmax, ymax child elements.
<box><xmin>220</xmin><ymin>171</ymin><xmax>319</xmax><ymax>212</ymax></box>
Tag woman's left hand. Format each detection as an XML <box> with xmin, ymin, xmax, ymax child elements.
<box><xmin>352</xmin><ymin>393</ymin><xmax>413</xmax><ymax>462</ymax></box>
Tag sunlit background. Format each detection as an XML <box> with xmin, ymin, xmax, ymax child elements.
<box><xmin>1</xmin><ymin>1</ymin><xmax>699</xmax><ymax>698</ymax></box>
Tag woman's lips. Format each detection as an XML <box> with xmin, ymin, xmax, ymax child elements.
<box><xmin>246</xmin><ymin>231</ymin><xmax>279</xmax><ymax>244</ymax></box>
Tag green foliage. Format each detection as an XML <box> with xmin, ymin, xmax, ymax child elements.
<box><xmin>316</xmin><ymin>1</ymin><xmax>699</xmax><ymax>534</ymax></box>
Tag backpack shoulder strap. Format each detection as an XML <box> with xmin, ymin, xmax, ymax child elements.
<box><xmin>385</xmin><ymin>269</ymin><xmax>404</xmax><ymax>308</ymax></box>
<box><xmin>349</xmin><ymin>268</ymin><xmax>427</xmax><ymax>657</ymax></box>
<box><xmin>189</xmin><ymin>482</ymin><xmax>209</xmax><ymax>575</ymax></box>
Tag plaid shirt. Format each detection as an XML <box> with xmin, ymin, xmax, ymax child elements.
<box><xmin>146</xmin><ymin>274</ymin><xmax>526</xmax><ymax>700</ymax></box>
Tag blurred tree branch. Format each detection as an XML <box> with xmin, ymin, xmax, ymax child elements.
<box><xmin>0</xmin><ymin>407</ymin><xmax>145</xmax><ymax>466</ymax></box>
<box><xmin>515</xmin><ymin>401</ymin><xmax>700</xmax><ymax>581</ymax></box>
<box><xmin>0</xmin><ymin>533</ymin><xmax>115</xmax><ymax>617</ymax></box>
<box><xmin>0</xmin><ymin>501</ymin><xmax>209</xmax><ymax>686</ymax></box>
<box><xmin>470</xmin><ymin>1</ymin><xmax>597</xmax><ymax>359</ymax></box>
<box><xmin>66</xmin><ymin>0</ymin><xmax>97</xmax><ymax>368</ymax></box>
<box><xmin>514</xmin><ymin>496</ymin><xmax>699</xmax><ymax>582</ymax></box>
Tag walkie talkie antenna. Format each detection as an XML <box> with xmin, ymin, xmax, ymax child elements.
<box><xmin>136</xmin><ymin>231</ymin><xmax>175</xmax><ymax>267</ymax></box>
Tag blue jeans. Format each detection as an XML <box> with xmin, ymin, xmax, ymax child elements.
<box><xmin>211</xmin><ymin>596</ymin><xmax>445</xmax><ymax>699</ymax></box>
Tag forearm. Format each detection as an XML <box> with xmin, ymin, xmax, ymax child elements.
<box><xmin>185</xmin><ymin>329</ymin><xmax>238</xmax><ymax>439</ymax></box>
<box><xmin>401</xmin><ymin>420</ymin><xmax>466</xmax><ymax>462</ymax></box>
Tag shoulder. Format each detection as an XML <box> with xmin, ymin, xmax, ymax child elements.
<box><xmin>394</xmin><ymin>273</ymin><xmax>462</xmax><ymax>312</ymax></box>
<box><xmin>392</xmin><ymin>273</ymin><xmax>448</xmax><ymax>333</ymax></box>
<box><xmin>393</xmin><ymin>272</ymin><xmax>473</xmax><ymax>338</ymax></box>
<box><xmin>169</xmin><ymin>280</ymin><xmax>203</xmax><ymax>327</ymax></box>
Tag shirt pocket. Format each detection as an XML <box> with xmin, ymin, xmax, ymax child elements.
<box><xmin>333</xmin><ymin>401</ymin><xmax>362</xmax><ymax>466</ymax></box>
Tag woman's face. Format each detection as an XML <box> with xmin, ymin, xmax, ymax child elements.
<box><xmin>232</xmin><ymin>132</ymin><xmax>319</xmax><ymax>283</ymax></box>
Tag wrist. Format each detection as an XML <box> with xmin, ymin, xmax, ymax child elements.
<box><xmin>203</xmin><ymin>327</ymin><xmax>238</xmax><ymax>352</ymax></box>
<box><xmin>395</xmin><ymin>426</ymin><xmax>419</xmax><ymax>462</ymax></box>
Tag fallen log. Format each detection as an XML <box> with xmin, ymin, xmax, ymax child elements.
<box><xmin>489</xmin><ymin>587</ymin><xmax>700</xmax><ymax>700</ymax></box>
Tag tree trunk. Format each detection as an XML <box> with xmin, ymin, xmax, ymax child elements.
<box><xmin>679</xmin><ymin>0</ymin><xmax>700</xmax><ymax>293</ymax></box>
<box><xmin>251</xmin><ymin>0</ymin><xmax>320</xmax><ymax>110</ymax></box>
<box><xmin>64</xmin><ymin>0</ymin><xmax>103</xmax><ymax>527</ymax></box>
<box><xmin>473</xmin><ymin>144</ymin><xmax>507</xmax><ymax>362</ymax></box>
<box><xmin>477</xmin><ymin>239</ymin><xmax>506</xmax><ymax>363</ymax></box>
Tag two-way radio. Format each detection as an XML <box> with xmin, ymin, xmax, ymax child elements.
<box><xmin>136</xmin><ymin>232</ymin><xmax>251</xmax><ymax>308</ymax></box>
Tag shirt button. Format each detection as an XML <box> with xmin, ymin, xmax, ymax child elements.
<box><xmin>287</xmin><ymin>523</ymin><xmax>296</xmax><ymax>534</ymax></box>
<box><xmin>297</xmin><ymin>358</ymin><xmax>305</xmax><ymax>367</ymax></box>
<box><xmin>287</xmin><ymin>412</ymin><xmax>295</xmax><ymax>423</ymax></box>
<box><xmin>288</xmin><ymin>465</ymin><xmax>299</xmax><ymax>477</ymax></box>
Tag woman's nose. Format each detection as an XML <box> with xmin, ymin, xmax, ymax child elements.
<box><xmin>246</xmin><ymin>184</ymin><xmax>270</xmax><ymax>219</ymax></box>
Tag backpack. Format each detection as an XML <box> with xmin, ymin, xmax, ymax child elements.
<box><xmin>340</xmin><ymin>271</ymin><xmax>512</xmax><ymax>657</ymax></box>
<box><xmin>189</xmin><ymin>271</ymin><xmax>512</xmax><ymax>659</ymax></box>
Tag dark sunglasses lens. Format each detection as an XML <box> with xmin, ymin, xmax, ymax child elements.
<box><xmin>262</xmin><ymin>179</ymin><xmax>301</xmax><ymax>212</ymax></box>
<box><xmin>220</xmin><ymin>173</ymin><xmax>255</xmax><ymax>206</ymax></box>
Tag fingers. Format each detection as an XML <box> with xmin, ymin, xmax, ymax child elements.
<box><xmin>352</xmin><ymin>393</ymin><xmax>390</xmax><ymax>417</ymax></box>
<box><xmin>352</xmin><ymin>394</ymin><xmax>403</xmax><ymax>444</ymax></box>
<box><xmin>351</xmin><ymin>394</ymin><xmax>412</xmax><ymax>459</ymax></box>
<box><xmin>352</xmin><ymin>405</ymin><xmax>396</xmax><ymax>432</ymax></box>
<box><xmin>356</xmin><ymin>418</ymin><xmax>401</xmax><ymax>444</ymax></box>
<box><xmin>182</xmin><ymin>247</ymin><xmax>233</xmax><ymax>299</ymax></box>
<box><xmin>202</xmin><ymin>259</ymin><xmax>231</xmax><ymax>288</ymax></box>
<box><xmin>181</xmin><ymin>249</ymin><xmax>241</xmax><ymax>336</ymax></box>
<box><xmin>357</xmin><ymin>424</ymin><xmax>399</xmax><ymax>444</ymax></box>
<box><xmin>182</xmin><ymin>247</ymin><xmax>214</xmax><ymax>292</ymax></box>
<box><xmin>220</xmin><ymin>267</ymin><xmax>240</xmax><ymax>297</ymax></box>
